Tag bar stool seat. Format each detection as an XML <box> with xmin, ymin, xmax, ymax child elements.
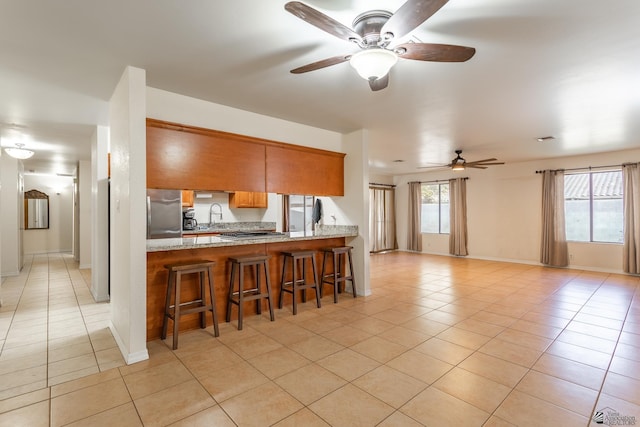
<box><xmin>320</xmin><ymin>246</ymin><xmax>356</xmax><ymax>303</ymax></box>
<box><xmin>161</xmin><ymin>259</ymin><xmax>219</xmax><ymax>350</ymax></box>
<box><xmin>279</xmin><ymin>250</ymin><xmax>321</xmax><ymax>315</ymax></box>
<box><xmin>226</xmin><ymin>255</ymin><xmax>275</xmax><ymax>330</ymax></box>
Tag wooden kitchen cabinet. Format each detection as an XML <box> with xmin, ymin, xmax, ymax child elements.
<box><xmin>147</xmin><ymin>120</ymin><xmax>266</xmax><ymax>192</ymax></box>
<box><xmin>181</xmin><ymin>190</ymin><xmax>194</xmax><ymax>207</ymax></box>
<box><xmin>229</xmin><ymin>191</ymin><xmax>268</xmax><ymax>208</ymax></box>
<box><xmin>147</xmin><ymin>119</ymin><xmax>345</xmax><ymax>196</ymax></box>
<box><xmin>266</xmin><ymin>145</ymin><xmax>345</xmax><ymax>196</ymax></box>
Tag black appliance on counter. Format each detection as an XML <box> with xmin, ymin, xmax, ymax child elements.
<box><xmin>183</xmin><ymin>208</ymin><xmax>197</xmax><ymax>231</ymax></box>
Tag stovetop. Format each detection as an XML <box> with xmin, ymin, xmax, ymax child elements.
<box><xmin>218</xmin><ymin>231</ymin><xmax>286</xmax><ymax>239</ymax></box>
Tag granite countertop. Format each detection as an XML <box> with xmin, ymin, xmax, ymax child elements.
<box><xmin>147</xmin><ymin>225</ymin><xmax>358</xmax><ymax>252</ymax></box>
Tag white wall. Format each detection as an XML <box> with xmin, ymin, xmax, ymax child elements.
<box><xmin>91</xmin><ymin>125</ymin><xmax>110</xmax><ymax>302</ymax></box>
<box><xmin>0</xmin><ymin>155</ymin><xmax>23</xmax><ymax>276</ymax></box>
<box><xmin>23</xmin><ymin>174</ymin><xmax>74</xmax><ymax>254</ymax></box>
<box><xmin>190</xmin><ymin>192</ymin><xmax>278</xmax><ymax>226</ymax></box>
<box><xmin>78</xmin><ymin>160</ymin><xmax>91</xmax><ymax>268</ymax></box>
<box><xmin>146</xmin><ymin>88</ymin><xmax>343</xmax><ymax>153</ymax></box>
<box><xmin>394</xmin><ymin>147</ymin><xmax>640</xmax><ymax>273</ymax></box>
<box><xmin>109</xmin><ymin>66</ymin><xmax>149</xmax><ymax>364</ymax></box>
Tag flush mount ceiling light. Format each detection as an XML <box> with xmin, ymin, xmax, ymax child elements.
<box><xmin>4</xmin><ymin>143</ymin><xmax>35</xmax><ymax>160</ymax></box>
<box><xmin>349</xmin><ymin>48</ymin><xmax>398</xmax><ymax>81</ymax></box>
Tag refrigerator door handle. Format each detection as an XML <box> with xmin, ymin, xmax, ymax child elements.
<box><xmin>146</xmin><ymin>196</ymin><xmax>151</xmax><ymax>239</ymax></box>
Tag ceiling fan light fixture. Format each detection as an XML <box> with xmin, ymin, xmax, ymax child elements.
<box><xmin>4</xmin><ymin>143</ymin><xmax>35</xmax><ymax>160</ymax></box>
<box><xmin>349</xmin><ymin>48</ymin><xmax>397</xmax><ymax>81</ymax></box>
<box><xmin>452</xmin><ymin>163</ymin><xmax>465</xmax><ymax>171</ymax></box>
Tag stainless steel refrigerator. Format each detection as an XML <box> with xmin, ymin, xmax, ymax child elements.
<box><xmin>147</xmin><ymin>189</ymin><xmax>182</xmax><ymax>239</ymax></box>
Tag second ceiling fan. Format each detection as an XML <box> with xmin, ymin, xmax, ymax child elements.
<box><xmin>284</xmin><ymin>0</ymin><xmax>476</xmax><ymax>91</ymax></box>
<box><xmin>421</xmin><ymin>150</ymin><xmax>505</xmax><ymax>171</ymax></box>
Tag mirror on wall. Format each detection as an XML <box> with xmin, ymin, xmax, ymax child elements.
<box><xmin>24</xmin><ymin>189</ymin><xmax>49</xmax><ymax>230</ymax></box>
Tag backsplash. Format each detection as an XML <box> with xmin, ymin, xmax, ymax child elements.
<box><xmin>314</xmin><ymin>224</ymin><xmax>358</xmax><ymax>236</ymax></box>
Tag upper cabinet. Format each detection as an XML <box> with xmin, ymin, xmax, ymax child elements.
<box><xmin>266</xmin><ymin>145</ymin><xmax>344</xmax><ymax>196</ymax></box>
<box><xmin>147</xmin><ymin>120</ymin><xmax>266</xmax><ymax>192</ymax></box>
<box><xmin>181</xmin><ymin>190</ymin><xmax>194</xmax><ymax>208</ymax></box>
<box><xmin>146</xmin><ymin>119</ymin><xmax>345</xmax><ymax>196</ymax></box>
<box><xmin>229</xmin><ymin>191</ymin><xmax>268</xmax><ymax>209</ymax></box>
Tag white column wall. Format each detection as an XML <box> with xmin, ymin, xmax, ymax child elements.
<box><xmin>109</xmin><ymin>66</ymin><xmax>148</xmax><ymax>364</ymax></box>
<box><xmin>78</xmin><ymin>160</ymin><xmax>91</xmax><ymax>269</ymax></box>
<box><xmin>91</xmin><ymin>126</ymin><xmax>110</xmax><ymax>302</ymax></box>
<box><xmin>0</xmin><ymin>155</ymin><xmax>23</xmax><ymax>276</ymax></box>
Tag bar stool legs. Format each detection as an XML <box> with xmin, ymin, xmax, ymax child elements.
<box><xmin>226</xmin><ymin>255</ymin><xmax>275</xmax><ymax>330</ymax></box>
<box><xmin>320</xmin><ymin>246</ymin><xmax>357</xmax><ymax>303</ymax></box>
<box><xmin>161</xmin><ymin>260</ymin><xmax>219</xmax><ymax>350</ymax></box>
<box><xmin>278</xmin><ymin>250</ymin><xmax>321</xmax><ymax>315</ymax></box>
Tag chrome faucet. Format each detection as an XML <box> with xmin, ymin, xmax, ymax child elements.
<box><xmin>209</xmin><ymin>203</ymin><xmax>223</xmax><ymax>224</ymax></box>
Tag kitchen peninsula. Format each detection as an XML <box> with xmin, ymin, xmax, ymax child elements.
<box><xmin>146</xmin><ymin>226</ymin><xmax>358</xmax><ymax>341</ymax></box>
<box><xmin>145</xmin><ymin>118</ymin><xmax>356</xmax><ymax>341</ymax></box>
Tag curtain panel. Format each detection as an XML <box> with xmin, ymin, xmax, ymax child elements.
<box><xmin>449</xmin><ymin>178</ymin><xmax>468</xmax><ymax>256</ymax></box>
<box><xmin>623</xmin><ymin>163</ymin><xmax>640</xmax><ymax>274</ymax></box>
<box><xmin>407</xmin><ymin>182</ymin><xmax>422</xmax><ymax>252</ymax></box>
<box><xmin>540</xmin><ymin>170</ymin><xmax>569</xmax><ymax>267</ymax></box>
<box><xmin>369</xmin><ymin>187</ymin><xmax>398</xmax><ymax>252</ymax></box>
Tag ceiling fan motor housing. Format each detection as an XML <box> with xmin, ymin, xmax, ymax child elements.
<box><xmin>352</xmin><ymin>10</ymin><xmax>393</xmax><ymax>47</ymax></box>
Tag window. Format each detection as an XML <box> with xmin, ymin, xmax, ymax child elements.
<box><xmin>288</xmin><ymin>195</ymin><xmax>314</xmax><ymax>232</ymax></box>
<box><xmin>421</xmin><ymin>183</ymin><xmax>449</xmax><ymax>234</ymax></box>
<box><xmin>564</xmin><ymin>170</ymin><xmax>623</xmax><ymax>243</ymax></box>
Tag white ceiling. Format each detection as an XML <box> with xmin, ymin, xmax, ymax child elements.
<box><xmin>1</xmin><ymin>0</ymin><xmax>639</xmax><ymax>176</ymax></box>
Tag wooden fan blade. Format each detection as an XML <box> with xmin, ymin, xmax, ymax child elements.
<box><xmin>285</xmin><ymin>2</ymin><xmax>363</xmax><ymax>43</ymax></box>
<box><xmin>472</xmin><ymin>162</ymin><xmax>505</xmax><ymax>166</ymax></box>
<box><xmin>466</xmin><ymin>165</ymin><xmax>488</xmax><ymax>169</ymax></box>
<box><xmin>381</xmin><ymin>0</ymin><xmax>449</xmax><ymax>41</ymax></box>
<box><xmin>464</xmin><ymin>158</ymin><xmax>497</xmax><ymax>165</ymax></box>
<box><xmin>369</xmin><ymin>74</ymin><xmax>389</xmax><ymax>91</ymax></box>
<box><xmin>395</xmin><ymin>43</ymin><xmax>476</xmax><ymax>62</ymax></box>
<box><xmin>290</xmin><ymin>55</ymin><xmax>350</xmax><ymax>74</ymax></box>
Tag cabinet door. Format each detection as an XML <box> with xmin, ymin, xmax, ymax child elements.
<box><xmin>181</xmin><ymin>190</ymin><xmax>194</xmax><ymax>207</ymax></box>
<box><xmin>147</xmin><ymin>122</ymin><xmax>266</xmax><ymax>192</ymax></box>
<box><xmin>266</xmin><ymin>145</ymin><xmax>344</xmax><ymax>196</ymax></box>
<box><xmin>229</xmin><ymin>191</ymin><xmax>268</xmax><ymax>208</ymax></box>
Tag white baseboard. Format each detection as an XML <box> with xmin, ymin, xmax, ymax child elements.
<box><xmin>396</xmin><ymin>249</ymin><xmax>626</xmax><ymax>275</ymax></box>
<box><xmin>109</xmin><ymin>321</ymin><xmax>149</xmax><ymax>366</ymax></box>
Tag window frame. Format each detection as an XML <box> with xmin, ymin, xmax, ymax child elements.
<box><xmin>421</xmin><ymin>182</ymin><xmax>450</xmax><ymax>235</ymax></box>
<box><xmin>564</xmin><ymin>169</ymin><xmax>623</xmax><ymax>244</ymax></box>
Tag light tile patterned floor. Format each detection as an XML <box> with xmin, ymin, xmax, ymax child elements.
<box><xmin>0</xmin><ymin>251</ymin><xmax>639</xmax><ymax>426</ymax></box>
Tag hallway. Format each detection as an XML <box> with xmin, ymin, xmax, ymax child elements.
<box><xmin>0</xmin><ymin>253</ymin><xmax>123</xmax><ymax>399</ymax></box>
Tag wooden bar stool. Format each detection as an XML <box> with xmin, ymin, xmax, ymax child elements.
<box><xmin>279</xmin><ymin>250</ymin><xmax>321</xmax><ymax>315</ymax></box>
<box><xmin>226</xmin><ymin>255</ymin><xmax>275</xmax><ymax>330</ymax></box>
<box><xmin>320</xmin><ymin>246</ymin><xmax>357</xmax><ymax>303</ymax></box>
<box><xmin>161</xmin><ymin>260</ymin><xmax>219</xmax><ymax>350</ymax></box>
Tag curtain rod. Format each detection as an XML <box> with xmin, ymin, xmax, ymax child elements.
<box><xmin>409</xmin><ymin>177</ymin><xmax>469</xmax><ymax>184</ymax></box>
<box><xmin>369</xmin><ymin>182</ymin><xmax>396</xmax><ymax>188</ymax></box>
<box><xmin>535</xmin><ymin>163</ymin><xmax>633</xmax><ymax>174</ymax></box>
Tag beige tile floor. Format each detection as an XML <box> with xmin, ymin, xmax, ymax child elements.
<box><xmin>1</xmin><ymin>251</ymin><xmax>639</xmax><ymax>426</ymax></box>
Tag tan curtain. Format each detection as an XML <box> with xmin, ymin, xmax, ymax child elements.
<box><xmin>623</xmin><ymin>163</ymin><xmax>640</xmax><ymax>274</ymax></box>
<box><xmin>407</xmin><ymin>182</ymin><xmax>422</xmax><ymax>252</ymax></box>
<box><xmin>449</xmin><ymin>178</ymin><xmax>468</xmax><ymax>256</ymax></box>
<box><xmin>540</xmin><ymin>170</ymin><xmax>569</xmax><ymax>267</ymax></box>
<box><xmin>369</xmin><ymin>187</ymin><xmax>398</xmax><ymax>252</ymax></box>
<box><xmin>282</xmin><ymin>194</ymin><xmax>290</xmax><ymax>232</ymax></box>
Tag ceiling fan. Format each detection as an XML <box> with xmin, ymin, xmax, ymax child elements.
<box><xmin>284</xmin><ymin>0</ymin><xmax>476</xmax><ymax>91</ymax></box>
<box><xmin>420</xmin><ymin>150</ymin><xmax>505</xmax><ymax>171</ymax></box>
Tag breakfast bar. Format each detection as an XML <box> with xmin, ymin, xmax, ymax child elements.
<box><xmin>146</xmin><ymin>226</ymin><xmax>358</xmax><ymax>341</ymax></box>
